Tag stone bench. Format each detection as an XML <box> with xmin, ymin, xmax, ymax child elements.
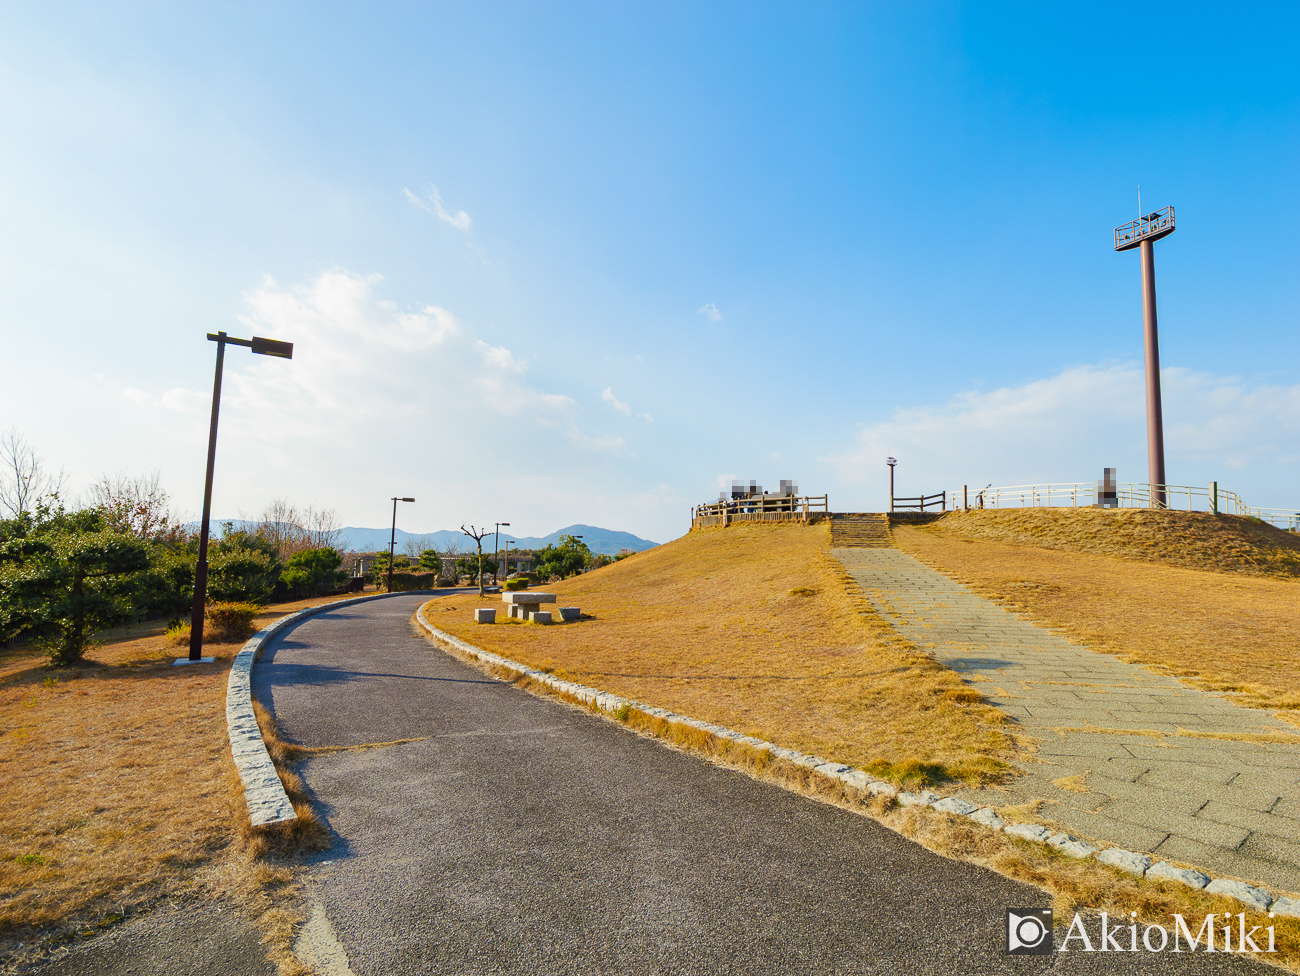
<box><xmin>474</xmin><ymin>608</ymin><xmax>497</xmax><ymax>624</ymax></box>
<box><xmin>503</xmin><ymin>592</ymin><xmax>555</xmax><ymax>619</ymax></box>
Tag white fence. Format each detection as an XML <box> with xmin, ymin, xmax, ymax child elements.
<box><xmin>947</xmin><ymin>482</ymin><xmax>1299</xmax><ymax>531</ymax></box>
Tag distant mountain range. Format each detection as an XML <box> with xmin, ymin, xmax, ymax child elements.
<box><xmin>200</xmin><ymin>521</ymin><xmax>658</xmax><ymax>557</ymax></box>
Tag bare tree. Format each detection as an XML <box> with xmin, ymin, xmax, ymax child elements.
<box><xmin>0</xmin><ymin>429</ymin><xmax>66</xmax><ymax>519</ymax></box>
<box><xmin>460</xmin><ymin>524</ymin><xmax>491</xmax><ymax>595</ymax></box>
<box><xmin>89</xmin><ymin>471</ymin><xmax>179</xmax><ymax>539</ymax></box>
<box><xmin>252</xmin><ymin>497</ymin><xmax>303</xmax><ymax>561</ymax></box>
<box><xmin>302</xmin><ymin>505</ymin><xmax>344</xmax><ymax>551</ymax></box>
<box><xmin>403</xmin><ymin>533</ymin><xmax>436</xmax><ymax>560</ymax></box>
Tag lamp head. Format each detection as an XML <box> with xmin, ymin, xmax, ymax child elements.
<box><xmin>400</xmin><ymin>497</ymin><xmax>415</xmax><ymax>503</ymax></box>
<box><xmin>251</xmin><ymin>336</ymin><xmax>294</xmax><ymax>359</ymax></box>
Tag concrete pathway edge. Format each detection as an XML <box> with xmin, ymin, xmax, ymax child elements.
<box><xmin>414</xmin><ymin>602</ymin><xmax>1300</xmax><ymax>917</ymax></box>
<box><xmin>227</xmin><ymin>591</ymin><xmax>444</xmax><ymax>827</ymax></box>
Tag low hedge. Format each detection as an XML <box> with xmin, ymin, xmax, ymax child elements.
<box><xmin>385</xmin><ymin>571</ymin><xmax>439</xmax><ymax>592</ymax></box>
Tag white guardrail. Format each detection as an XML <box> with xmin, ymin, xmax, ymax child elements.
<box><xmin>946</xmin><ymin>482</ymin><xmax>1300</xmax><ymax>531</ymax></box>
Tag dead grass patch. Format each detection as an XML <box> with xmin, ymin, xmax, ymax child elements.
<box><xmin>892</xmin><ymin>517</ymin><xmax>1300</xmax><ymax>716</ymax></box>
<box><xmin>424</xmin><ymin>521</ymin><xmax>1016</xmax><ymax>787</ymax></box>
<box><xmin>0</xmin><ymin>591</ymin><xmax>351</xmax><ymax>972</ymax></box>
<box><xmin>930</xmin><ymin>507</ymin><xmax>1300</xmax><ymax>578</ymax></box>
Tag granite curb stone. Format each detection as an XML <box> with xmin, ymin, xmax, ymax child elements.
<box><xmin>1205</xmin><ymin>878</ymin><xmax>1273</xmax><ymax>912</ymax></box>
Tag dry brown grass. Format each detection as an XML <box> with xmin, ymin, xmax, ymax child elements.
<box><xmin>892</xmin><ymin>513</ymin><xmax>1300</xmax><ymax>716</ymax></box>
<box><xmin>0</xmin><ymin>592</ymin><xmax>347</xmax><ymax>972</ymax></box>
<box><xmin>426</xmin><ymin>521</ymin><xmax>1016</xmax><ymax>787</ymax></box>
<box><xmin>932</xmin><ymin>507</ymin><xmax>1300</xmax><ymax>578</ymax></box>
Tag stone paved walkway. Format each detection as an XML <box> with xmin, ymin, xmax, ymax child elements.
<box><xmin>833</xmin><ymin>547</ymin><xmax>1300</xmax><ymax>893</ymax></box>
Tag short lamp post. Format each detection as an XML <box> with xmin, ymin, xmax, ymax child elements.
<box><xmin>183</xmin><ymin>331</ymin><xmax>293</xmax><ymax>665</ymax></box>
<box><xmin>886</xmin><ymin>457</ymin><xmax>897</xmax><ymax>514</ymax></box>
<box><xmin>493</xmin><ymin>522</ymin><xmax>510</xmax><ymax>584</ymax></box>
<box><xmin>388</xmin><ymin>497</ymin><xmax>415</xmax><ymax>592</ymax></box>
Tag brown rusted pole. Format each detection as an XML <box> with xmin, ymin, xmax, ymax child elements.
<box><xmin>187</xmin><ymin>335</ymin><xmax>227</xmax><ymax>661</ymax></box>
<box><xmin>1140</xmin><ymin>239</ymin><xmax>1167</xmax><ymax>508</ymax></box>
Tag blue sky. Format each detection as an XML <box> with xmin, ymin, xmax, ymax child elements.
<box><xmin>2</xmin><ymin>2</ymin><xmax>1297</xmax><ymax>543</ymax></box>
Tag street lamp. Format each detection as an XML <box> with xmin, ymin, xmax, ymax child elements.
<box><xmin>182</xmin><ymin>331</ymin><xmax>293</xmax><ymax>665</ymax></box>
<box><xmin>1114</xmin><ymin>205</ymin><xmax>1175</xmax><ymax>509</ymax></box>
<box><xmin>493</xmin><ymin>522</ymin><xmax>510</xmax><ymax>584</ymax></box>
<box><xmin>388</xmin><ymin>497</ymin><xmax>415</xmax><ymax>593</ymax></box>
<box><xmin>886</xmin><ymin>458</ymin><xmax>897</xmax><ymax>514</ymax></box>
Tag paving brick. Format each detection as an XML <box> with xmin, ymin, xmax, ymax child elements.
<box><xmin>1040</xmin><ymin>806</ymin><xmax>1169</xmax><ymax>854</ymax></box>
<box><xmin>1102</xmin><ymin>802</ymin><xmax>1251</xmax><ymax>849</ymax></box>
<box><xmin>834</xmin><ymin>546</ymin><xmax>1300</xmax><ymax>893</ymax></box>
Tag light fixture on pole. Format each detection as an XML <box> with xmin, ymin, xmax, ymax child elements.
<box><xmin>886</xmin><ymin>458</ymin><xmax>897</xmax><ymax>514</ymax></box>
<box><xmin>1114</xmin><ymin>205</ymin><xmax>1175</xmax><ymax>509</ymax></box>
<box><xmin>182</xmin><ymin>331</ymin><xmax>293</xmax><ymax>666</ymax></box>
<box><xmin>493</xmin><ymin>522</ymin><xmax>510</xmax><ymax>585</ymax></box>
<box><xmin>388</xmin><ymin>497</ymin><xmax>415</xmax><ymax>592</ymax></box>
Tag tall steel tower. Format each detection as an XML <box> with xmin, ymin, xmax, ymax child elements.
<box><xmin>1114</xmin><ymin>205</ymin><xmax>1175</xmax><ymax>509</ymax></box>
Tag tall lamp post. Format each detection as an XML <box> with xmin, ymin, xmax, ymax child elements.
<box><xmin>1114</xmin><ymin>206</ymin><xmax>1175</xmax><ymax>509</ymax></box>
<box><xmin>184</xmin><ymin>331</ymin><xmax>293</xmax><ymax>665</ymax></box>
<box><xmin>886</xmin><ymin>458</ymin><xmax>897</xmax><ymax>514</ymax></box>
<box><xmin>493</xmin><ymin>522</ymin><xmax>510</xmax><ymax>584</ymax></box>
<box><xmin>388</xmin><ymin>496</ymin><xmax>415</xmax><ymax>592</ymax></box>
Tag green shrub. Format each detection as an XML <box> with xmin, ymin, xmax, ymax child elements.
<box><xmin>205</xmin><ymin>601</ymin><xmax>261</xmax><ymax>642</ymax></box>
<box><xmin>281</xmin><ymin>547</ymin><xmax>348</xmax><ymax>598</ymax></box>
<box><xmin>208</xmin><ymin>547</ymin><xmax>278</xmax><ymax>604</ymax></box>
<box><xmin>385</xmin><ymin>571</ymin><xmax>438</xmax><ymax>592</ymax></box>
<box><xmin>503</xmin><ymin>578</ymin><xmax>529</xmax><ymax>591</ymax></box>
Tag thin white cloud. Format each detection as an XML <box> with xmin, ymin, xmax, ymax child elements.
<box><xmin>821</xmin><ymin>363</ymin><xmax>1300</xmax><ymax>509</ymax></box>
<box><xmin>639</xmin><ymin>412</ymin><xmax>653</xmax><ymax>425</ymax></box>
<box><xmin>477</xmin><ymin>342</ymin><xmax>527</xmax><ymax>373</ymax></box>
<box><xmin>404</xmin><ymin>184</ymin><xmax>472</xmax><ymax>231</ymax></box>
<box><xmin>601</xmin><ymin>387</ymin><xmax>632</xmax><ymax>416</ymax></box>
<box><xmin>697</xmin><ymin>302</ymin><xmax>722</xmax><ymax>322</ymax></box>
<box><xmin>123</xmin><ymin>387</ymin><xmax>205</xmax><ymax>411</ymax></box>
<box><xmin>566</xmin><ymin>428</ymin><xmax>625</xmax><ymax>455</ymax></box>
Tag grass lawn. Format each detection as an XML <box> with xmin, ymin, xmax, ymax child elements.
<box><xmin>0</xmin><ymin>592</ymin><xmax>349</xmax><ymax>969</ymax></box>
<box><xmin>426</xmin><ymin>520</ymin><xmax>1016</xmax><ymax>787</ymax></box>
<box><xmin>892</xmin><ymin>511</ymin><xmax>1300</xmax><ymax>718</ymax></box>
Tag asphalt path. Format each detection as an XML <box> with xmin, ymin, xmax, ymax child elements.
<box><xmin>252</xmin><ymin>594</ymin><xmax>1269</xmax><ymax>975</ymax></box>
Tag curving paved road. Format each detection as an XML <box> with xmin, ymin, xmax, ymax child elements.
<box><xmin>252</xmin><ymin>594</ymin><xmax>1268</xmax><ymax>975</ymax></box>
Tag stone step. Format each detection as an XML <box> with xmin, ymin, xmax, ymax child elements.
<box><xmin>830</xmin><ymin>513</ymin><xmax>893</xmax><ymax>548</ymax></box>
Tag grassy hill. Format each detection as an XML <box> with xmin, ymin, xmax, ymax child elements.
<box><xmin>930</xmin><ymin>508</ymin><xmax>1300</xmax><ymax>578</ymax></box>
<box><xmin>427</xmin><ymin>521</ymin><xmax>1014</xmax><ymax>787</ymax></box>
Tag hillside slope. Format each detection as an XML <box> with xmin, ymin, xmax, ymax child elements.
<box><xmin>931</xmin><ymin>508</ymin><xmax>1300</xmax><ymax>578</ymax></box>
<box><xmin>426</xmin><ymin>521</ymin><xmax>1014</xmax><ymax>786</ymax></box>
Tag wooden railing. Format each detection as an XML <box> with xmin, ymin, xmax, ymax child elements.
<box><xmin>691</xmin><ymin>494</ymin><xmax>828</xmax><ymax>529</ymax></box>
<box><xmin>892</xmin><ymin>491</ymin><xmax>945</xmax><ymax>513</ymax></box>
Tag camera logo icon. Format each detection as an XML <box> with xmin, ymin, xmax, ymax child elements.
<box><xmin>1006</xmin><ymin>908</ymin><xmax>1053</xmax><ymax>954</ymax></box>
